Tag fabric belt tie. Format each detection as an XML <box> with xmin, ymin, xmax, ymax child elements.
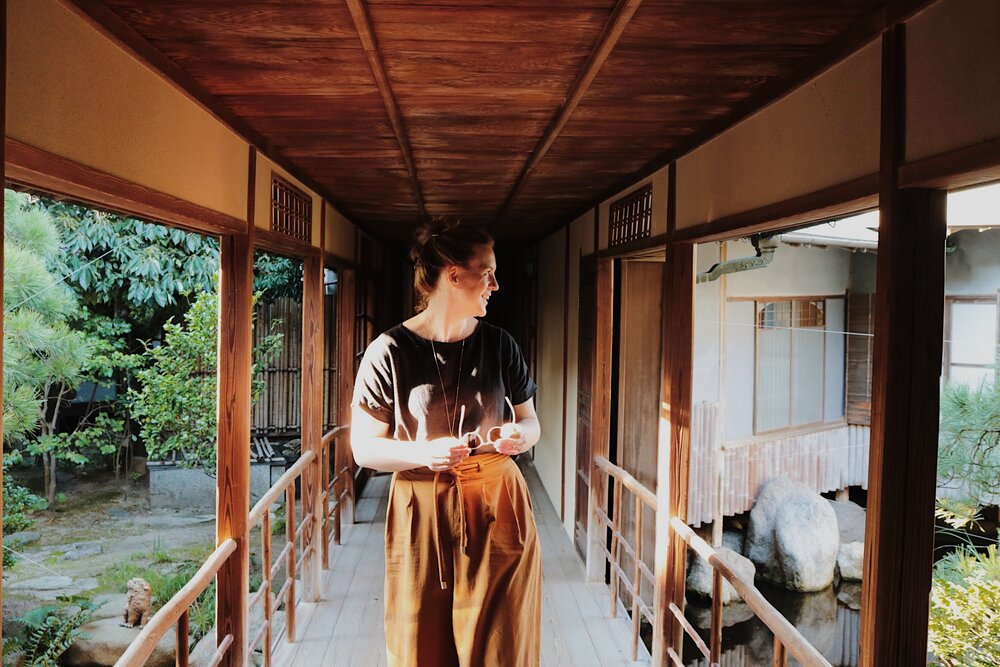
<box><xmin>431</xmin><ymin>461</ymin><xmax>480</xmax><ymax>590</ymax></box>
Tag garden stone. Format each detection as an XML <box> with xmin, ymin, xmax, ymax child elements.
<box><xmin>746</xmin><ymin>477</ymin><xmax>797</xmax><ymax>568</ymax></box>
<box><xmin>5</xmin><ymin>530</ymin><xmax>41</xmax><ymax>548</ymax></box>
<box><xmin>772</xmin><ymin>495</ymin><xmax>839</xmax><ymax>591</ymax></box>
<box><xmin>90</xmin><ymin>594</ymin><xmax>122</xmax><ymax>621</ymax></box>
<box><xmin>687</xmin><ymin>547</ymin><xmax>755</xmax><ymax>604</ymax></box>
<box><xmin>63</xmin><ymin>616</ymin><xmax>175</xmax><ymax>667</ymax></box>
<box><xmin>11</xmin><ymin>575</ymin><xmax>99</xmax><ymax>600</ymax></box>
<box><xmin>827</xmin><ymin>499</ymin><xmax>866</xmax><ymax>544</ymax></box>
<box><xmin>748</xmin><ymin>477</ymin><xmax>839</xmax><ymax>592</ymax></box>
<box><xmin>106</xmin><ymin>508</ymin><xmax>130</xmax><ymax>519</ymax></box>
<box><xmin>837</xmin><ymin>542</ymin><xmax>864</xmax><ymax>581</ymax></box>
<box><xmin>723</xmin><ymin>529</ymin><xmax>744</xmax><ymax>555</ymax></box>
<box><xmin>62</xmin><ymin>542</ymin><xmax>104</xmax><ymax>560</ymax></box>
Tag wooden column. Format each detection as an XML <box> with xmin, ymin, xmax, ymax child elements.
<box><xmin>336</xmin><ymin>268</ymin><xmax>358</xmax><ymax>508</ymax></box>
<box><xmin>301</xmin><ymin>251</ymin><xmax>324</xmax><ymax>602</ymax></box>
<box><xmin>216</xmin><ymin>230</ymin><xmax>253</xmax><ymax>667</ymax></box>
<box><xmin>860</xmin><ymin>24</ymin><xmax>947</xmax><ymax>666</ymax></box>
<box><xmin>653</xmin><ymin>164</ymin><xmax>694</xmax><ymax>665</ymax></box>
<box><xmin>1</xmin><ymin>0</ymin><xmax>7</xmax><ymax>648</ymax></box>
<box><xmin>585</xmin><ymin>258</ymin><xmax>614</xmax><ymax>582</ymax></box>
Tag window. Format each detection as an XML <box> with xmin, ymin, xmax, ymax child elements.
<box><xmin>608</xmin><ymin>184</ymin><xmax>652</xmax><ymax>248</ymax></box>
<box><xmin>755</xmin><ymin>298</ymin><xmax>839</xmax><ymax>433</ymax></box>
<box><xmin>944</xmin><ymin>296</ymin><xmax>999</xmax><ymax>386</ymax></box>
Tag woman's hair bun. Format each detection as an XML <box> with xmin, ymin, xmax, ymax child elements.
<box><xmin>410</xmin><ymin>219</ymin><xmax>493</xmax><ymax>311</ymax></box>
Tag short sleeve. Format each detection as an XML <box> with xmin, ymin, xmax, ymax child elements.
<box><xmin>501</xmin><ymin>330</ymin><xmax>538</xmax><ymax>406</ymax></box>
<box><xmin>351</xmin><ymin>335</ymin><xmax>395</xmax><ymax>425</ymax></box>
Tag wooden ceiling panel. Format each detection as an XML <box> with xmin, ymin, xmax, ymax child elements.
<box><xmin>87</xmin><ymin>0</ymin><xmax>889</xmax><ymax>244</ymax></box>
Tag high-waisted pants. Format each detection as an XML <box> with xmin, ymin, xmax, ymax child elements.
<box><xmin>384</xmin><ymin>453</ymin><xmax>542</xmax><ymax>666</ymax></box>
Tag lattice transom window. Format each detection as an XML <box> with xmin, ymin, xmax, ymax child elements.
<box><xmin>608</xmin><ymin>184</ymin><xmax>652</xmax><ymax>247</ymax></box>
<box><xmin>271</xmin><ymin>174</ymin><xmax>312</xmax><ymax>243</ymax></box>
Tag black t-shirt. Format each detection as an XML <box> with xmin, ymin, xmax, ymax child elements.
<box><xmin>351</xmin><ymin>320</ymin><xmax>537</xmax><ymax>444</ymax></box>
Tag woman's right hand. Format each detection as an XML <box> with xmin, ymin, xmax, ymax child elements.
<box><xmin>421</xmin><ymin>436</ymin><xmax>471</xmax><ymax>471</ymax></box>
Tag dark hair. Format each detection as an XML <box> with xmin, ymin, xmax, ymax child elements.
<box><xmin>410</xmin><ymin>220</ymin><xmax>494</xmax><ymax>311</ymax></box>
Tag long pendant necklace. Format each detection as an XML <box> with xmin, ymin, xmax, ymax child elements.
<box><xmin>431</xmin><ymin>338</ymin><xmax>465</xmax><ymax>437</ymax></box>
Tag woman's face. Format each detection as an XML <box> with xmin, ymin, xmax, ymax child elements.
<box><xmin>448</xmin><ymin>244</ymin><xmax>499</xmax><ymax>317</ymax></box>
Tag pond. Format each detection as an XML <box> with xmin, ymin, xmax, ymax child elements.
<box><xmin>682</xmin><ymin>581</ymin><xmax>860</xmax><ymax>667</ymax></box>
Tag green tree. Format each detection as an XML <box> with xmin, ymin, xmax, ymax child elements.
<box><xmin>3</xmin><ymin>191</ymin><xmax>99</xmax><ymax>504</ymax></box>
<box><xmin>129</xmin><ymin>289</ymin><xmax>282</xmax><ymax>472</ymax></box>
<box><xmin>938</xmin><ymin>372</ymin><xmax>1000</xmax><ymax>502</ymax></box>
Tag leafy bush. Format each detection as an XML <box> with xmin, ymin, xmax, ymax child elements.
<box><xmin>129</xmin><ymin>289</ymin><xmax>282</xmax><ymax>471</ymax></box>
<box><xmin>928</xmin><ymin>545</ymin><xmax>1000</xmax><ymax>666</ymax></box>
<box><xmin>17</xmin><ymin>595</ymin><xmax>96</xmax><ymax>666</ymax></box>
<box><xmin>2</xmin><ymin>455</ymin><xmax>44</xmax><ymax>568</ymax></box>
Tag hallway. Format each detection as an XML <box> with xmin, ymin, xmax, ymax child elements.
<box><xmin>271</xmin><ymin>461</ymin><xmax>649</xmax><ymax>666</ymax></box>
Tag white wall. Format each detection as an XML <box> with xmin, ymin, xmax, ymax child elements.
<box><xmin>946</xmin><ymin>229</ymin><xmax>1000</xmax><ymax>296</ymax></box>
<box><xmin>709</xmin><ymin>241</ymin><xmax>851</xmax><ymax>440</ymax></box>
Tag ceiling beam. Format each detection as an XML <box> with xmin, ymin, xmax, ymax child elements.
<box><xmin>493</xmin><ymin>0</ymin><xmax>644</xmax><ymax>228</ymax></box>
<box><xmin>58</xmin><ymin>0</ymin><xmax>385</xmax><ymax>242</ymax></box>
<box><xmin>536</xmin><ymin>0</ymin><xmax>938</xmax><ymax>243</ymax></box>
<box><xmin>344</xmin><ymin>0</ymin><xmax>427</xmax><ymax>224</ymax></box>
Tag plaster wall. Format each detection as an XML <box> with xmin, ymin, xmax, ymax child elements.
<box><xmin>534</xmin><ymin>228</ymin><xmax>568</xmax><ymax>518</ymax></box>
<box><xmin>6</xmin><ymin>0</ymin><xmax>248</xmax><ymax>222</ymax></box>
<box><xmin>676</xmin><ymin>41</ymin><xmax>881</xmax><ymax>230</ymax></box>
<box><xmin>906</xmin><ymin>0</ymin><xmax>1000</xmax><ymax>163</ymax></box>
<box><xmin>325</xmin><ymin>201</ymin><xmax>357</xmax><ymax>262</ymax></box>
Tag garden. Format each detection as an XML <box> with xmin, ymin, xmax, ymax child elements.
<box><xmin>1</xmin><ymin>189</ymin><xmax>302</xmax><ymax>665</ymax></box>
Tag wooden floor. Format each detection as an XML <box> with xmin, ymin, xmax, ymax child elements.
<box><xmin>270</xmin><ymin>460</ymin><xmax>650</xmax><ymax>666</ymax></box>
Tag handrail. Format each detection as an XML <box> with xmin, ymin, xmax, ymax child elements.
<box><xmin>670</xmin><ymin>518</ymin><xmax>832</xmax><ymax>667</ymax></box>
<box><xmin>321</xmin><ymin>425</ymin><xmax>354</xmax><ymax>558</ymax></box>
<box><xmin>594</xmin><ymin>455</ymin><xmax>657</xmax><ymax>511</ymax></box>
<box><xmin>592</xmin><ymin>454</ymin><xmax>832</xmax><ymax>667</ymax></box>
<box><xmin>115</xmin><ymin>539</ymin><xmax>237</xmax><ymax>667</ymax></box>
<box><xmin>249</xmin><ymin>450</ymin><xmax>316</xmax><ymax>526</ymax></box>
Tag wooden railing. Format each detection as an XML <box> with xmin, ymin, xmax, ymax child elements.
<box><xmin>247</xmin><ymin>450</ymin><xmax>317</xmax><ymax>665</ymax></box>
<box><xmin>593</xmin><ymin>456</ymin><xmax>657</xmax><ymax>661</ymax></box>
<box><xmin>321</xmin><ymin>425</ymin><xmax>354</xmax><ymax>564</ymax></box>
<box><xmin>592</xmin><ymin>455</ymin><xmax>832</xmax><ymax>667</ymax></box>
<box><xmin>114</xmin><ymin>540</ymin><xmax>237</xmax><ymax>667</ymax></box>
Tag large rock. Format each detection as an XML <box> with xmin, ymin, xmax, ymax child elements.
<box><xmin>748</xmin><ymin>477</ymin><xmax>839</xmax><ymax>592</ymax></box>
<box><xmin>837</xmin><ymin>542</ymin><xmax>864</xmax><ymax>581</ymax></box>
<box><xmin>827</xmin><ymin>499</ymin><xmax>866</xmax><ymax>544</ymax></box>
<box><xmin>689</xmin><ymin>598</ymin><xmax>755</xmax><ymax>630</ymax></box>
<box><xmin>62</xmin><ymin>617</ymin><xmax>176</xmax><ymax>667</ymax></box>
<box><xmin>687</xmin><ymin>547</ymin><xmax>756</xmax><ymax>605</ymax></box>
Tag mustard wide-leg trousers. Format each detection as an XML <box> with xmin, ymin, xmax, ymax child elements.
<box><xmin>385</xmin><ymin>453</ymin><xmax>542</xmax><ymax>667</ymax></box>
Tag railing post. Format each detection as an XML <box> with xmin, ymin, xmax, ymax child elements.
<box><xmin>177</xmin><ymin>610</ymin><xmax>189</xmax><ymax>667</ymax></box>
<box><xmin>631</xmin><ymin>498</ymin><xmax>643</xmax><ymax>661</ymax></box>
<box><xmin>609</xmin><ymin>476</ymin><xmax>622</xmax><ymax>618</ymax></box>
<box><xmin>262</xmin><ymin>514</ymin><xmax>273</xmax><ymax>667</ymax></box>
<box><xmin>773</xmin><ymin>637</ymin><xmax>787</xmax><ymax>667</ymax></box>
<box><xmin>301</xmin><ymin>252</ymin><xmax>324</xmax><ymax>602</ymax></box>
<box><xmin>653</xmin><ymin>163</ymin><xmax>694</xmax><ymax>667</ymax></box>
<box><xmin>710</xmin><ymin>569</ymin><xmax>722</xmax><ymax>663</ymax></box>
<box><xmin>216</xmin><ymin>224</ymin><xmax>254</xmax><ymax>666</ymax></box>
<box><xmin>321</xmin><ymin>445</ymin><xmax>330</xmax><ymax>569</ymax></box>
<box><xmin>285</xmin><ymin>486</ymin><xmax>297</xmax><ymax>643</ymax></box>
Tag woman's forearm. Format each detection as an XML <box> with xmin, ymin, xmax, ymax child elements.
<box><xmin>517</xmin><ymin>417</ymin><xmax>541</xmax><ymax>452</ymax></box>
<box><xmin>351</xmin><ymin>436</ymin><xmax>429</xmax><ymax>472</ymax></box>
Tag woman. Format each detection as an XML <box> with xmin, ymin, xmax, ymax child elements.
<box><xmin>351</xmin><ymin>220</ymin><xmax>542</xmax><ymax>667</ymax></box>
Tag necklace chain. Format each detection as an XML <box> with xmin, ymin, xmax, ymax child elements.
<box><xmin>431</xmin><ymin>338</ymin><xmax>465</xmax><ymax>437</ymax></box>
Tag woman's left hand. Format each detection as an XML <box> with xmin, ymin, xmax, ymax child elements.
<box><xmin>493</xmin><ymin>423</ymin><xmax>526</xmax><ymax>456</ymax></box>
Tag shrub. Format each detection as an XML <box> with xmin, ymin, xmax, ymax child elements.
<box><xmin>928</xmin><ymin>545</ymin><xmax>1000</xmax><ymax>666</ymax></box>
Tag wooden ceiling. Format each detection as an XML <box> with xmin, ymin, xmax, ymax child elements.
<box><xmin>82</xmin><ymin>0</ymin><xmax>891</xmax><ymax>245</ymax></box>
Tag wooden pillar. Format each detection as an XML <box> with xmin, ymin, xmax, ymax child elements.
<box><xmin>860</xmin><ymin>24</ymin><xmax>947</xmax><ymax>666</ymax></box>
<box><xmin>216</xmin><ymin>229</ymin><xmax>253</xmax><ymax>667</ymax></box>
<box><xmin>653</xmin><ymin>164</ymin><xmax>693</xmax><ymax>665</ymax></box>
<box><xmin>301</xmin><ymin>251</ymin><xmax>324</xmax><ymax>601</ymax></box>
<box><xmin>585</xmin><ymin>258</ymin><xmax>614</xmax><ymax>582</ymax></box>
<box><xmin>1</xmin><ymin>0</ymin><xmax>7</xmax><ymax>648</ymax></box>
<box><xmin>336</xmin><ymin>268</ymin><xmax>358</xmax><ymax>507</ymax></box>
